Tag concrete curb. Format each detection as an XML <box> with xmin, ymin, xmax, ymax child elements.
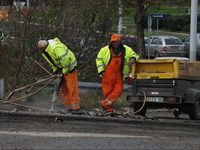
<box><xmin>0</xmin><ymin>110</ymin><xmax>199</xmax><ymax>129</ymax></box>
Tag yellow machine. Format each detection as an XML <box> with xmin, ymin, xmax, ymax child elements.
<box><xmin>131</xmin><ymin>59</ymin><xmax>200</xmax><ymax>80</ymax></box>
<box><xmin>127</xmin><ymin>58</ymin><xmax>200</xmax><ymax>120</ymax></box>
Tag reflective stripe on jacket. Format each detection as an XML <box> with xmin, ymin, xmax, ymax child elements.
<box><xmin>42</xmin><ymin>38</ymin><xmax>77</xmax><ymax>74</ymax></box>
<box><xmin>96</xmin><ymin>44</ymin><xmax>139</xmax><ymax>79</ymax></box>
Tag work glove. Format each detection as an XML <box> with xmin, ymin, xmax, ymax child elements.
<box><xmin>130</xmin><ymin>58</ymin><xmax>136</xmax><ymax>64</ymax></box>
<box><xmin>99</xmin><ymin>71</ymin><xmax>105</xmax><ymax>77</ymax></box>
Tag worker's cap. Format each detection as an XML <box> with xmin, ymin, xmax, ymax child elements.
<box><xmin>38</xmin><ymin>40</ymin><xmax>48</xmax><ymax>50</ymax></box>
<box><xmin>110</xmin><ymin>34</ymin><xmax>121</xmax><ymax>41</ymax></box>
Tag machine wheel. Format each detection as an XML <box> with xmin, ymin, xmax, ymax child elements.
<box><xmin>173</xmin><ymin>109</ymin><xmax>181</xmax><ymax>119</ymax></box>
<box><xmin>188</xmin><ymin>94</ymin><xmax>200</xmax><ymax>120</ymax></box>
<box><xmin>133</xmin><ymin>102</ymin><xmax>147</xmax><ymax>116</ymax></box>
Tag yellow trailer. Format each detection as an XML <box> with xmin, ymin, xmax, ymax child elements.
<box><xmin>127</xmin><ymin>58</ymin><xmax>200</xmax><ymax>120</ymax></box>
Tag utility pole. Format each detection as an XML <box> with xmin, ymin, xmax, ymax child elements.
<box><xmin>147</xmin><ymin>15</ymin><xmax>152</xmax><ymax>59</ymax></box>
<box><xmin>190</xmin><ymin>0</ymin><xmax>198</xmax><ymax>61</ymax></box>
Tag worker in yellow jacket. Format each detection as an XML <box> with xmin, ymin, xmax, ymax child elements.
<box><xmin>96</xmin><ymin>34</ymin><xmax>139</xmax><ymax>114</ymax></box>
<box><xmin>37</xmin><ymin>38</ymin><xmax>81</xmax><ymax>114</ymax></box>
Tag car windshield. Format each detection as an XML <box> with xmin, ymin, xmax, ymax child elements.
<box><xmin>145</xmin><ymin>38</ymin><xmax>152</xmax><ymax>44</ymax></box>
<box><xmin>164</xmin><ymin>38</ymin><xmax>183</xmax><ymax>45</ymax></box>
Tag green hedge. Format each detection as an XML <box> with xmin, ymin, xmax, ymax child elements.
<box><xmin>144</xmin><ymin>15</ymin><xmax>200</xmax><ymax>33</ymax></box>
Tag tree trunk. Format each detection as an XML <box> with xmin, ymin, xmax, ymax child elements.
<box><xmin>134</xmin><ymin>0</ymin><xmax>146</xmax><ymax>58</ymax></box>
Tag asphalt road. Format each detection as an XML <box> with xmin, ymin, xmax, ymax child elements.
<box><xmin>0</xmin><ymin>110</ymin><xmax>199</xmax><ymax>150</ymax></box>
<box><xmin>0</xmin><ymin>87</ymin><xmax>200</xmax><ymax>149</ymax></box>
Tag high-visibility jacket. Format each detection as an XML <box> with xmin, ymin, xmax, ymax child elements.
<box><xmin>42</xmin><ymin>38</ymin><xmax>77</xmax><ymax>74</ymax></box>
<box><xmin>96</xmin><ymin>44</ymin><xmax>139</xmax><ymax>79</ymax></box>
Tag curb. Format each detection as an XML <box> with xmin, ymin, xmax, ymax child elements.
<box><xmin>0</xmin><ymin>110</ymin><xmax>199</xmax><ymax>129</ymax></box>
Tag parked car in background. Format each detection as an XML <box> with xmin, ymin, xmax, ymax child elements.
<box><xmin>182</xmin><ymin>33</ymin><xmax>200</xmax><ymax>60</ymax></box>
<box><xmin>145</xmin><ymin>36</ymin><xmax>186</xmax><ymax>58</ymax></box>
<box><xmin>121</xmin><ymin>35</ymin><xmax>137</xmax><ymax>52</ymax></box>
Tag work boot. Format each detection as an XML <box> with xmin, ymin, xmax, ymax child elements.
<box><xmin>71</xmin><ymin>109</ymin><xmax>85</xmax><ymax>115</ymax></box>
<box><xmin>105</xmin><ymin>111</ymin><xmax>113</xmax><ymax>116</ymax></box>
<box><xmin>98</xmin><ymin>101</ymin><xmax>106</xmax><ymax>114</ymax></box>
<box><xmin>57</xmin><ymin>110</ymin><xmax>71</xmax><ymax>114</ymax></box>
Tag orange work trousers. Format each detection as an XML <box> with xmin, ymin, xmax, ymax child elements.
<box><xmin>101</xmin><ymin>55</ymin><xmax>123</xmax><ymax>112</ymax></box>
<box><xmin>61</xmin><ymin>69</ymin><xmax>80</xmax><ymax>111</ymax></box>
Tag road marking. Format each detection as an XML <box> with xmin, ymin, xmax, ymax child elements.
<box><xmin>0</xmin><ymin>131</ymin><xmax>152</xmax><ymax>138</ymax></box>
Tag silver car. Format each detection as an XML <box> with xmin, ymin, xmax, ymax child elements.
<box><xmin>182</xmin><ymin>33</ymin><xmax>200</xmax><ymax>60</ymax></box>
<box><xmin>145</xmin><ymin>36</ymin><xmax>186</xmax><ymax>58</ymax></box>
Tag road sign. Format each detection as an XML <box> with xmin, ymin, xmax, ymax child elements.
<box><xmin>150</xmin><ymin>14</ymin><xmax>167</xmax><ymax>19</ymax></box>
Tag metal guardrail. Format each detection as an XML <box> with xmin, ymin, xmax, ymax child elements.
<box><xmin>78</xmin><ymin>82</ymin><xmax>130</xmax><ymax>90</ymax></box>
<box><xmin>78</xmin><ymin>82</ymin><xmax>101</xmax><ymax>89</ymax></box>
<box><xmin>26</xmin><ymin>81</ymin><xmax>131</xmax><ymax>95</ymax></box>
<box><xmin>46</xmin><ymin>81</ymin><xmax>130</xmax><ymax>90</ymax></box>
<box><xmin>0</xmin><ymin>80</ymin><xmax>130</xmax><ymax>100</ymax></box>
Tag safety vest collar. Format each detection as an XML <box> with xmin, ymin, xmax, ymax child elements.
<box><xmin>110</xmin><ymin>48</ymin><xmax>122</xmax><ymax>57</ymax></box>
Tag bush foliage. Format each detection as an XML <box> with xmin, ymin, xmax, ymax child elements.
<box><xmin>0</xmin><ymin>0</ymin><xmax>119</xmax><ymax>92</ymax></box>
<box><xmin>144</xmin><ymin>14</ymin><xmax>200</xmax><ymax>33</ymax></box>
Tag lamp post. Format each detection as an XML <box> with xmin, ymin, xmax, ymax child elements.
<box><xmin>190</xmin><ymin>0</ymin><xmax>198</xmax><ymax>61</ymax></box>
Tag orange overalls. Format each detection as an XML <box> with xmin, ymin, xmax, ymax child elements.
<box><xmin>61</xmin><ymin>69</ymin><xmax>80</xmax><ymax>111</ymax></box>
<box><xmin>101</xmin><ymin>49</ymin><xmax>123</xmax><ymax>112</ymax></box>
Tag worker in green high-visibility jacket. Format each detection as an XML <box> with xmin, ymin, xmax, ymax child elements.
<box><xmin>37</xmin><ymin>38</ymin><xmax>81</xmax><ymax>114</ymax></box>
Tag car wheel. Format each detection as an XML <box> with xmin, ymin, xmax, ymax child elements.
<box><xmin>173</xmin><ymin>109</ymin><xmax>182</xmax><ymax>119</ymax></box>
<box><xmin>154</xmin><ymin>51</ymin><xmax>160</xmax><ymax>58</ymax></box>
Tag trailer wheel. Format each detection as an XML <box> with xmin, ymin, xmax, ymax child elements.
<box><xmin>133</xmin><ymin>102</ymin><xmax>147</xmax><ymax>116</ymax></box>
<box><xmin>188</xmin><ymin>94</ymin><xmax>200</xmax><ymax>120</ymax></box>
<box><xmin>173</xmin><ymin>109</ymin><xmax>181</xmax><ymax>119</ymax></box>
